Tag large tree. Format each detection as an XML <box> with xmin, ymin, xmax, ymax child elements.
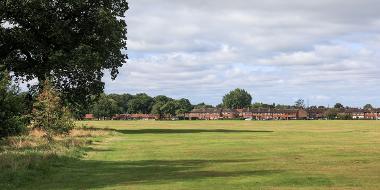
<box><xmin>222</xmin><ymin>88</ymin><xmax>252</xmax><ymax>109</ymax></box>
<box><xmin>0</xmin><ymin>0</ymin><xmax>128</xmax><ymax>107</ymax></box>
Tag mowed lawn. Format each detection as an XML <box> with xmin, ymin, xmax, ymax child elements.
<box><xmin>31</xmin><ymin>120</ymin><xmax>380</xmax><ymax>189</ymax></box>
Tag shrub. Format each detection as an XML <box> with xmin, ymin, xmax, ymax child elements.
<box><xmin>31</xmin><ymin>80</ymin><xmax>74</xmax><ymax>138</ymax></box>
<box><xmin>0</xmin><ymin>71</ymin><xmax>27</xmax><ymax>138</ymax></box>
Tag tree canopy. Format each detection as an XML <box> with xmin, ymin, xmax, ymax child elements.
<box><xmin>91</xmin><ymin>94</ymin><xmax>120</xmax><ymax>119</ymax></box>
<box><xmin>294</xmin><ymin>99</ymin><xmax>305</xmax><ymax>109</ymax></box>
<box><xmin>363</xmin><ymin>104</ymin><xmax>373</xmax><ymax>110</ymax></box>
<box><xmin>0</xmin><ymin>0</ymin><xmax>128</xmax><ymax>107</ymax></box>
<box><xmin>222</xmin><ymin>88</ymin><xmax>252</xmax><ymax>109</ymax></box>
<box><xmin>334</xmin><ymin>103</ymin><xmax>344</xmax><ymax>109</ymax></box>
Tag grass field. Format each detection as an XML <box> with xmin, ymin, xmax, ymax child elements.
<box><xmin>3</xmin><ymin>120</ymin><xmax>380</xmax><ymax>189</ymax></box>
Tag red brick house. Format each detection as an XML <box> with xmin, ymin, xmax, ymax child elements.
<box><xmin>188</xmin><ymin>108</ymin><xmax>307</xmax><ymax>120</ymax></box>
<box><xmin>187</xmin><ymin>108</ymin><xmax>222</xmax><ymax>120</ymax></box>
<box><xmin>113</xmin><ymin>114</ymin><xmax>160</xmax><ymax>120</ymax></box>
<box><xmin>83</xmin><ymin>114</ymin><xmax>95</xmax><ymax>120</ymax></box>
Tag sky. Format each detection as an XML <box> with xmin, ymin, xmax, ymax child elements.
<box><xmin>104</xmin><ymin>0</ymin><xmax>380</xmax><ymax>107</ymax></box>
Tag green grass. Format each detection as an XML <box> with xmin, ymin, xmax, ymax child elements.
<box><xmin>2</xmin><ymin>120</ymin><xmax>380</xmax><ymax>189</ymax></box>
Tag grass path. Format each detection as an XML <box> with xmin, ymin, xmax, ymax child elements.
<box><xmin>22</xmin><ymin>120</ymin><xmax>380</xmax><ymax>189</ymax></box>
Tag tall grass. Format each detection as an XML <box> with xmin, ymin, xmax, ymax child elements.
<box><xmin>0</xmin><ymin>127</ymin><xmax>113</xmax><ymax>189</ymax></box>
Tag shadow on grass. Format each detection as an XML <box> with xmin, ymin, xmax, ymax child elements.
<box><xmin>115</xmin><ymin>129</ymin><xmax>274</xmax><ymax>134</ymax></box>
<box><xmin>2</xmin><ymin>155</ymin><xmax>282</xmax><ymax>189</ymax></box>
<box><xmin>44</xmin><ymin>158</ymin><xmax>282</xmax><ymax>189</ymax></box>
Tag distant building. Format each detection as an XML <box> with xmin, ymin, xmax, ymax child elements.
<box><xmin>186</xmin><ymin>108</ymin><xmax>307</xmax><ymax>120</ymax></box>
<box><xmin>113</xmin><ymin>114</ymin><xmax>160</xmax><ymax>120</ymax></box>
<box><xmin>83</xmin><ymin>114</ymin><xmax>95</xmax><ymax>120</ymax></box>
<box><xmin>306</xmin><ymin>108</ymin><xmax>328</xmax><ymax>120</ymax></box>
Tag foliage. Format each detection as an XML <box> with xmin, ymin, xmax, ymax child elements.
<box><xmin>175</xmin><ymin>98</ymin><xmax>193</xmax><ymax>115</ymax></box>
<box><xmin>334</xmin><ymin>103</ymin><xmax>344</xmax><ymax>109</ymax></box>
<box><xmin>194</xmin><ymin>103</ymin><xmax>214</xmax><ymax>109</ymax></box>
<box><xmin>325</xmin><ymin>109</ymin><xmax>338</xmax><ymax>120</ymax></box>
<box><xmin>153</xmin><ymin>95</ymin><xmax>174</xmax><ymax>104</ymax></box>
<box><xmin>151</xmin><ymin>102</ymin><xmax>165</xmax><ymax>116</ymax></box>
<box><xmin>363</xmin><ymin>104</ymin><xmax>373</xmax><ymax>110</ymax></box>
<box><xmin>0</xmin><ymin>0</ymin><xmax>129</xmax><ymax>107</ymax></box>
<box><xmin>0</xmin><ymin>71</ymin><xmax>26</xmax><ymax>138</ymax></box>
<box><xmin>31</xmin><ymin>80</ymin><xmax>74</xmax><ymax>136</ymax></box>
<box><xmin>252</xmin><ymin>102</ymin><xmax>276</xmax><ymax>109</ymax></box>
<box><xmin>294</xmin><ymin>99</ymin><xmax>305</xmax><ymax>109</ymax></box>
<box><xmin>91</xmin><ymin>94</ymin><xmax>120</xmax><ymax>119</ymax></box>
<box><xmin>127</xmin><ymin>93</ymin><xmax>154</xmax><ymax>114</ymax></box>
<box><xmin>108</xmin><ymin>93</ymin><xmax>133</xmax><ymax>113</ymax></box>
<box><xmin>337</xmin><ymin>113</ymin><xmax>353</xmax><ymax>120</ymax></box>
<box><xmin>222</xmin><ymin>88</ymin><xmax>252</xmax><ymax>109</ymax></box>
<box><xmin>160</xmin><ymin>101</ymin><xmax>178</xmax><ymax>116</ymax></box>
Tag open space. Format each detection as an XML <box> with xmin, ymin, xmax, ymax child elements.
<box><xmin>3</xmin><ymin>120</ymin><xmax>379</xmax><ymax>190</ymax></box>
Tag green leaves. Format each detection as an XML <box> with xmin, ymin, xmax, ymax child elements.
<box><xmin>222</xmin><ymin>88</ymin><xmax>252</xmax><ymax>109</ymax></box>
<box><xmin>0</xmin><ymin>70</ymin><xmax>27</xmax><ymax>137</ymax></box>
<box><xmin>1</xmin><ymin>0</ymin><xmax>128</xmax><ymax>107</ymax></box>
<box><xmin>31</xmin><ymin>80</ymin><xmax>74</xmax><ymax>135</ymax></box>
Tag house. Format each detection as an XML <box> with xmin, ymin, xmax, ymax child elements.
<box><xmin>363</xmin><ymin>108</ymin><xmax>380</xmax><ymax>120</ymax></box>
<box><xmin>345</xmin><ymin>108</ymin><xmax>364</xmax><ymax>119</ymax></box>
<box><xmin>306</xmin><ymin>108</ymin><xmax>328</xmax><ymax>120</ymax></box>
<box><xmin>221</xmin><ymin>108</ymin><xmax>239</xmax><ymax>119</ymax></box>
<box><xmin>113</xmin><ymin>114</ymin><xmax>160</xmax><ymax>120</ymax></box>
<box><xmin>187</xmin><ymin>108</ymin><xmax>307</xmax><ymax>120</ymax></box>
<box><xmin>187</xmin><ymin>108</ymin><xmax>222</xmax><ymax>120</ymax></box>
<box><xmin>83</xmin><ymin>114</ymin><xmax>95</xmax><ymax>120</ymax></box>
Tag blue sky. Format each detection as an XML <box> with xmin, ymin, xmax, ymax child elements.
<box><xmin>104</xmin><ymin>0</ymin><xmax>380</xmax><ymax>107</ymax></box>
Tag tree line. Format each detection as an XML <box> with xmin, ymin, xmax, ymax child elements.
<box><xmin>87</xmin><ymin>88</ymin><xmax>378</xmax><ymax>120</ymax></box>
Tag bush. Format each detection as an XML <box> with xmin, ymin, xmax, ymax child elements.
<box><xmin>0</xmin><ymin>71</ymin><xmax>27</xmax><ymax>138</ymax></box>
<box><xmin>31</xmin><ymin>80</ymin><xmax>74</xmax><ymax>137</ymax></box>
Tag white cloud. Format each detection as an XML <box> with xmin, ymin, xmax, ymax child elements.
<box><xmin>105</xmin><ymin>0</ymin><xmax>380</xmax><ymax>107</ymax></box>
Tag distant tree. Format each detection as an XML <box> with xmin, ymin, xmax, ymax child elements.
<box><xmin>176</xmin><ymin>99</ymin><xmax>192</xmax><ymax>112</ymax></box>
<box><xmin>108</xmin><ymin>93</ymin><xmax>134</xmax><ymax>113</ymax></box>
<box><xmin>153</xmin><ymin>95</ymin><xmax>173</xmax><ymax>104</ymax></box>
<box><xmin>194</xmin><ymin>103</ymin><xmax>214</xmax><ymax>109</ymax></box>
<box><xmin>174</xmin><ymin>99</ymin><xmax>192</xmax><ymax>117</ymax></box>
<box><xmin>325</xmin><ymin>109</ymin><xmax>338</xmax><ymax>120</ymax></box>
<box><xmin>0</xmin><ymin>71</ymin><xmax>27</xmax><ymax>138</ymax></box>
<box><xmin>91</xmin><ymin>94</ymin><xmax>120</xmax><ymax>119</ymax></box>
<box><xmin>1</xmin><ymin>0</ymin><xmax>129</xmax><ymax>108</ymax></box>
<box><xmin>363</xmin><ymin>104</ymin><xmax>373</xmax><ymax>110</ymax></box>
<box><xmin>222</xmin><ymin>88</ymin><xmax>252</xmax><ymax>109</ymax></box>
<box><xmin>127</xmin><ymin>93</ymin><xmax>153</xmax><ymax>114</ymax></box>
<box><xmin>337</xmin><ymin>113</ymin><xmax>352</xmax><ymax>120</ymax></box>
<box><xmin>150</xmin><ymin>95</ymin><xmax>173</xmax><ymax>116</ymax></box>
<box><xmin>160</xmin><ymin>101</ymin><xmax>178</xmax><ymax>117</ymax></box>
<box><xmin>334</xmin><ymin>103</ymin><xmax>344</xmax><ymax>109</ymax></box>
<box><xmin>294</xmin><ymin>99</ymin><xmax>305</xmax><ymax>109</ymax></box>
<box><xmin>318</xmin><ymin>106</ymin><xmax>326</xmax><ymax>109</ymax></box>
<box><xmin>151</xmin><ymin>102</ymin><xmax>165</xmax><ymax>116</ymax></box>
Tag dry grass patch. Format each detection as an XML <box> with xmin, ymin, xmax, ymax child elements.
<box><xmin>0</xmin><ymin>127</ymin><xmax>113</xmax><ymax>172</ymax></box>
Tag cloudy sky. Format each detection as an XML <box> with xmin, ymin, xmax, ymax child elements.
<box><xmin>104</xmin><ymin>0</ymin><xmax>380</xmax><ymax>107</ymax></box>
